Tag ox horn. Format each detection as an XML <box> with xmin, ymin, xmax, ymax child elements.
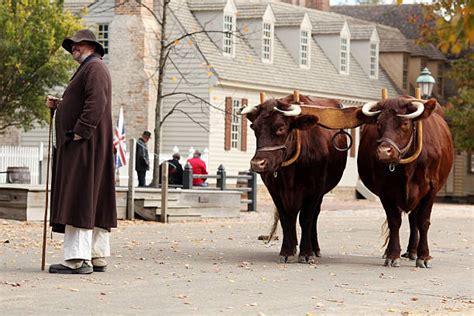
<box><xmin>239</xmin><ymin>103</ymin><xmax>258</xmax><ymax>115</ymax></box>
<box><xmin>362</xmin><ymin>101</ymin><xmax>381</xmax><ymax>117</ymax></box>
<box><xmin>397</xmin><ymin>101</ymin><xmax>424</xmax><ymax>119</ymax></box>
<box><xmin>273</xmin><ymin>104</ymin><xmax>302</xmax><ymax>116</ymax></box>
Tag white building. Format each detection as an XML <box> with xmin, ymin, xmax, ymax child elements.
<box><xmin>15</xmin><ymin>0</ymin><xmax>402</xmax><ymax>192</ymax></box>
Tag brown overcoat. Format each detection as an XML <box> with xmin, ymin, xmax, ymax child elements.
<box><xmin>50</xmin><ymin>54</ymin><xmax>117</xmax><ymax>232</ymax></box>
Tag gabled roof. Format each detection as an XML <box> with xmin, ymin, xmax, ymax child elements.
<box><xmin>348</xmin><ymin>23</ymin><xmax>376</xmax><ymax>40</ymax></box>
<box><xmin>175</xmin><ymin>0</ymin><xmax>400</xmax><ymax>101</ymax></box>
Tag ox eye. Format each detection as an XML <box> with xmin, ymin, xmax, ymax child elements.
<box><xmin>276</xmin><ymin>126</ymin><xmax>286</xmax><ymax>135</ymax></box>
<box><xmin>250</xmin><ymin>123</ymin><xmax>254</xmax><ymax>130</ymax></box>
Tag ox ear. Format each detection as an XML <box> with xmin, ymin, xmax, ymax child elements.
<box><xmin>244</xmin><ymin>111</ymin><xmax>257</xmax><ymax>122</ymax></box>
<box><xmin>410</xmin><ymin>99</ymin><xmax>437</xmax><ymax>121</ymax></box>
<box><xmin>292</xmin><ymin>115</ymin><xmax>319</xmax><ymax>130</ymax></box>
<box><xmin>355</xmin><ymin>107</ymin><xmax>378</xmax><ymax>124</ymax></box>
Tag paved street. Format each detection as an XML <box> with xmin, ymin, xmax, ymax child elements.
<box><xmin>1</xmin><ymin>199</ymin><xmax>473</xmax><ymax>315</ymax></box>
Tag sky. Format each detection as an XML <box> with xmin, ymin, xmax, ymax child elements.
<box><xmin>330</xmin><ymin>0</ymin><xmax>434</xmax><ymax>5</ymax></box>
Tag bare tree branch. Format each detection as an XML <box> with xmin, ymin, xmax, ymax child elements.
<box><xmin>175</xmin><ymin>108</ymin><xmax>209</xmax><ymax>132</ymax></box>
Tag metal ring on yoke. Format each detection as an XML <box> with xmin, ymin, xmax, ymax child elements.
<box><xmin>332</xmin><ymin>129</ymin><xmax>352</xmax><ymax>152</ymax></box>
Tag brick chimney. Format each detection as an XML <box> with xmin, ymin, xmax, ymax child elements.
<box><xmin>279</xmin><ymin>0</ymin><xmax>330</xmax><ymax>11</ymax></box>
<box><xmin>306</xmin><ymin>0</ymin><xmax>330</xmax><ymax>11</ymax></box>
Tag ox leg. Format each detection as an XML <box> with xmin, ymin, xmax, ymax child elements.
<box><xmin>298</xmin><ymin>199</ymin><xmax>319</xmax><ymax>264</ymax></box>
<box><xmin>278</xmin><ymin>210</ymin><xmax>298</xmax><ymax>263</ymax></box>
<box><xmin>381</xmin><ymin>199</ymin><xmax>402</xmax><ymax>267</ymax></box>
<box><xmin>311</xmin><ymin>207</ymin><xmax>322</xmax><ymax>258</ymax></box>
<box><xmin>401</xmin><ymin>211</ymin><xmax>418</xmax><ymax>260</ymax></box>
<box><xmin>311</xmin><ymin>197</ymin><xmax>323</xmax><ymax>258</ymax></box>
<box><xmin>415</xmin><ymin>191</ymin><xmax>435</xmax><ymax>268</ymax></box>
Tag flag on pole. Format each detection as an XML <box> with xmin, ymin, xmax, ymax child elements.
<box><xmin>113</xmin><ymin>107</ymin><xmax>127</xmax><ymax>168</ymax></box>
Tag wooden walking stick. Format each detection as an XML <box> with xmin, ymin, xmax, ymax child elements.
<box><xmin>41</xmin><ymin>107</ymin><xmax>54</xmax><ymax>271</ymax></box>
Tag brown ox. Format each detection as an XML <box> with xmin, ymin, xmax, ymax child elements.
<box><xmin>242</xmin><ymin>94</ymin><xmax>347</xmax><ymax>263</ymax></box>
<box><xmin>357</xmin><ymin>97</ymin><xmax>453</xmax><ymax>268</ymax></box>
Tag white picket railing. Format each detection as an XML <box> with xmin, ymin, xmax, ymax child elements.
<box><xmin>0</xmin><ymin>144</ymin><xmax>205</xmax><ymax>186</ymax></box>
<box><xmin>0</xmin><ymin>144</ymin><xmax>43</xmax><ymax>184</ymax></box>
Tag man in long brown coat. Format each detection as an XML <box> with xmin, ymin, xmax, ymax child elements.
<box><xmin>46</xmin><ymin>29</ymin><xmax>117</xmax><ymax>274</ymax></box>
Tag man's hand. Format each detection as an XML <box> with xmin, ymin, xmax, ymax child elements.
<box><xmin>46</xmin><ymin>95</ymin><xmax>61</xmax><ymax>109</ymax></box>
<box><xmin>73</xmin><ymin>134</ymin><xmax>83</xmax><ymax>141</ymax></box>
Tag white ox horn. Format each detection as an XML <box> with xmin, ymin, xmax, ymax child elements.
<box><xmin>397</xmin><ymin>101</ymin><xmax>424</xmax><ymax>119</ymax></box>
<box><xmin>273</xmin><ymin>104</ymin><xmax>302</xmax><ymax>116</ymax></box>
<box><xmin>362</xmin><ymin>101</ymin><xmax>381</xmax><ymax>116</ymax></box>
<box><xmin>239</xmin><ymin>103</ymin><xmax>259</xmax><ymax>115</ymax></box>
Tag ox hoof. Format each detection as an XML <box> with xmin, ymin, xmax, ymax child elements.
<box><xmin>298</xmin><ymin>255</ymin><xmax>317</xmax><ymax>264</ymax></box>
<box><xmin>279</xmin><ymin>255</ymin><xmax>296</xmax><ymax>263</ymax></box>
<box><xmin>384</xmin><ymin>258</ymin><xmax>401</xmax><ymax>267</ymax></box>
<box><xmin>315</xmin><ymin>251</ymin><xmax>322</xmax><ymax>258</ymax></box>
<box><xmin>401</xmin><ymin>252</ymin><xmax>417</xmax><ymax>260</ymax></box>
<box><xmin>416</xmin><ymin>258</ymin><xmax>432</xmax><ymax>269</ymax></box>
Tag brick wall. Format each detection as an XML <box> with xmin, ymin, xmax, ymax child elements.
<box><xmin>115</xmin><ymin>0</ymin><xmax>154</xmax><ymax>16</ymax></box>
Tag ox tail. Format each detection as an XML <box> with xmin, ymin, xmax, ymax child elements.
<box><xmin>266</xmin><ymin>207</ymin><xmax>280</xmax><ymax>245</ymax></box>
<box><xmin>381</xmin><ymin>219</ymin><xmax>389</xmax><ymax>249</ymax></box>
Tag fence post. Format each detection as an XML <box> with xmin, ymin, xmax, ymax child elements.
<box><xmin>183</xmin><ymin>163</ymin><xmax>193</xmax><ymax>189</ymax></box>
<box><xmin>216</xmin><ymin>164</ymin><xmax>226</xmax><ymax>190</ymax></box>
<box><xmin>160</xmin><ymin>161</ymin><xmax>168</xmax><ymax>223</ymax></box>
<box><xmin>247</xmin><ymin>171</ymin><xmax>257</xmax><ymax>212</ymax></box>
<box><xmin>127</xmin><ymin>138</ymin><xmax>136</xmax><ymax>220</ymax></box>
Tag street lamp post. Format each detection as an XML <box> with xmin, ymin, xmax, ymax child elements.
<box><xmin>416</xmin><ymin>67</ymin><xmax>436</xmax><ymax>99</ymax></box>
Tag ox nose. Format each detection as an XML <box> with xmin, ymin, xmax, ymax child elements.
<box><xmin>377</xmin><ymin>146</ymin><xmax>394</xmax><ymax>160</ymax></box>
<box><xmin>250</xmin><ymin>159</ymin><xmax>267</xmax><ymax>172</ymax></box>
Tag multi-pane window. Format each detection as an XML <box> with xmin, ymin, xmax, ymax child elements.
<box><xmin>223</xmin><ymin>14</ymin><xmax>234</xmax><ymax>56</ymax></box>
<box><xmin>369</xmin><ymin>43</ymin><xmax>378</xmax><ymax>79</ymax></box>
<box><xmin>340</xmin><ymin>37</ymin><xmax>349</xmax><ymax>74</ymax></box>
<box><xmin>402</xmin><ymin>54</ymin><xmax>409</xmax><ymax>90</ymax></box>
<box><xmin>98</xmin><ymin>24</ymin><xmax>109</xmax><ymax>55</ymax></box>
<box><xmin>300</xmin><ymin>30</ymin><xmax>309</xmax><ymax>67</ymax></box>
<box><xmin>262</xmin><ymin>22</ymin><xmax>273</xmax><ymax>62</ymax></box>
<box><xmin>231</xmin><ymin>99</ymin><xmax>241</xmax><ymax>149</ymax></box>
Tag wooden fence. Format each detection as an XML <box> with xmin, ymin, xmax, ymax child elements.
<box><xmin>0</xmin><ymin>144</ymin><xmax>43</xmax><ymax>184</ymax></box>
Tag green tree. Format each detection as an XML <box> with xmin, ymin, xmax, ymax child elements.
<box><xmin>0</xmin><ymin>0</ymin><xmax>83</xmax><ymax>132</ymax></box>
<box><xmin>419</xmin><ymin>0</ymin><xmax>473</xmax><ymax>150</ymax></box>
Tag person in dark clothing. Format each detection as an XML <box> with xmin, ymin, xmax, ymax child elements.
<box><xmin>167</xmin><ymin>153</ymin><xmax>184</xmax><ymax>185</ymax></box>
<box><xmin>46</xmin><ymin>29</ymin><xmax>116</xmax><ymax>275</ymax></box>
<box><xmin>135</xmin><ymin>131</ymin><xmax>151</xmax><ymax>187</ymax></box>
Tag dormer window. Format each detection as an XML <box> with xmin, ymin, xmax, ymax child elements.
<box><xmin>300</xmin><ymin>30</ymin><xmax>310</xmax><ymax>67</ymax></box>
<box><xmin>223</xmin><ymin>14</ymin><xmax>235</xmax><ymax>56</ymax></box>
<box><xmin>369</xmin><ymin>43</ymin><xmax>379</xmax><ymax>79</ymax></box>
<box><xmin>340</xmin><ymin>37</ymin><xmax>349</xmax><ymax>74</ymax></box>
<box><xmin>262</xmin><ymin>22</ymin><xmax>273</xmax><ymax>63</ymax></box>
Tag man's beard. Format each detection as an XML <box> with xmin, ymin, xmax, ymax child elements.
<box><xmin>72</xmin><ymin>50</ymin><xmax>91</xmax><ymax>63</ymax></box>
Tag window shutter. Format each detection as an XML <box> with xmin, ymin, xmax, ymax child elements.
<box><xmin>240</xmin><ymin>98</ymin><xmax>248</xmax><ymax>152</ymax></box>
<box><xmin>224</xmin><ymin>97</ymin><xmax>232</xmax><ymax>151</ymax></box>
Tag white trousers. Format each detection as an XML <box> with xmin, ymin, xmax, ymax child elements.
<box><xmin>63</xmin><ymin>225</ymin><xmax>110</xmax><ymax>261</ymax></box>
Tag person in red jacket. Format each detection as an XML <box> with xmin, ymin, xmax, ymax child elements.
<box><xmin>187</xmin><ymin>150</ymin><xmax>208</xmax><ymax>187</ymax></box>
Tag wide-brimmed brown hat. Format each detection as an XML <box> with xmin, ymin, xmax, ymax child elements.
<box><xmin>62</xmin><ymin>29</ymin><xmax>105</xmax><ymax>57</ymax></box>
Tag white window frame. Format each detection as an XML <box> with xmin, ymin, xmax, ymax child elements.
<box><xmin>300</xmin><ymin>29</ymin><xmax>310</xmax><ymax>68</ymax></box>
<box><xmin>223</xmin><ymin>14</ymin><xmax>235</xmax><ymax>57</ymax></box>
<box><xmin>262</xmin><ymin>22</ymin><xmax>274</xmax><ymax>63</ymax></box>
<box><xmin>231</xmin><ymin>99</ymin><xmax>241</xmax><ymax>149</ymax></box>
<box><xmin>97</xmin><ymin>24</ymin><xmax>109</xmax><ymax>55</ymax></box>
<box><xmin>340</xmin><ymin>37</ymin><xmax>349</xmax><ymax>75</ymax></box>
<box><xmin>369</xmin><ymin>42</ymin><xmax>379</xmax><ymax>79</ymax></box>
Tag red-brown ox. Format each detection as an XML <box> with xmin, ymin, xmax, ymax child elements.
<box><xmin>241</xmin><ymin>94</ymin><xmax>347</xmax><ymax>263</ymax></box>
<box><xmin>357</xmin><ymin>96</ymin><xmax>453</xmax><ymax>268</ymax></box>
